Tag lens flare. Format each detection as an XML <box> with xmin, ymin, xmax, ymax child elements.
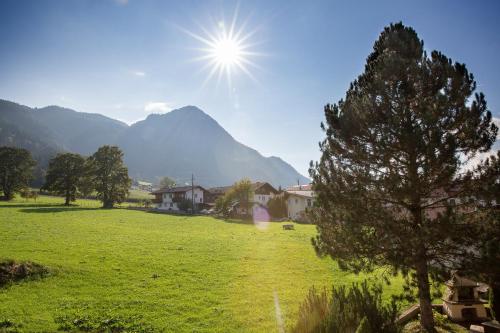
<box><xmin>252</xmin><ymin>205</ymin><xmax>270</xmax><ymax>230</ymax></box>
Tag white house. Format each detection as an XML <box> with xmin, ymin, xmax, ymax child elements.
<box><xmin>286</xmin><ymin>189</ymin><xmax>315</xmax><ymax>221</ymax></box>
<box><xmin>252</xmin><ymin>182</ymin><xmax>279</xmax><ymax>206</ymax></box>
<box><xmin>152</xmin><ymin>185</ymin><xmax>207</xmax><ymax>211</ymax></box>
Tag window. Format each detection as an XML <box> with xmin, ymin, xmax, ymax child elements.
<box><xmin>170</xmin><ymin>203</ymin><xmax>173</xmax><ymax>208</ymax></box>
<box><xmin>195</xmin><ymin>193</ymin><xmax>198</xmax><ymax>198</ymax></box>
<box><xmin>307</xmin><ymin>199</ymin><xmax>312</xmax><ymax>207</ymax></box>
<box><xmin>295</xmin><ymin>199</ymin><xmax>298</xmax><ymax>204</ymax></box>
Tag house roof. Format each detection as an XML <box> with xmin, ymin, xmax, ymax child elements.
<box><xmin>152</xmin><ymin>185</ymin><xmax>206</xmax><ymax>194</ymax></box>
<box><xmin>208</xmin><ymin>182</ymin><xmax>278</xmax><ymax>195</ymax></box>
<box><xmin>445</xmin><ymin>273</ymin><xmax>479</xmax><ymax>288</ymax></box>
<box><xmin>252</xmin><ymin>182</ymin><xmax>278</xmax><ymax>194</ymax></box>
<box><xmin>207</xmin><ymin>186</ymin><xmax>233</xmax><ymax>194</ymax></box>
<box><xmin>286</xmin><ymin>184</ymin><xmax>313</xmax><ymax>191</ymax></box>
<box><xmin>137</xmin><ymin>181</ymin><xmax>152</xmax><ymax>186</ymax></box>
<box><xmin>286</xmin><ymin>190</ymin><xmax>314</xmax><ymax>198</ymax></box>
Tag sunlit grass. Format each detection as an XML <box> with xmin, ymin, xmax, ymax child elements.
<box><xmin>0</xmin><ymin>196</ymin><xmax>404</xmax><ymax>332</ymax></box>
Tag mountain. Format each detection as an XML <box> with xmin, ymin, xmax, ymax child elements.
<box><xmin>0</xmin><ymin>99</ymin><xmax>309</xmax><ymax>187</ymax></box>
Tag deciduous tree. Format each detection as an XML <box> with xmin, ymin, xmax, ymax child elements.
<box><xmin>88</xmin><ymin>146</ymin><xmax>131</xmax><ymax>208</ymax></box>
<box><xmin>159</xmin><ymin>176</ymin><xmax>176</xmax><ymax>189</ymax></box>
<box><xmin>309</xmin><ymin>23</ymin><xmax>497</xmax><ymax>332</ymax></box>
<box><xmin>43</xmin><ymin>153</ymin><xmax>86</xmax><ymax>205</ymax></box>
<box><xmin>0</xmin><ymin>146</ymin><xmax>36</xmax><ymax>200</ymax></box>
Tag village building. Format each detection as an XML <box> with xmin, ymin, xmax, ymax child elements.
<box><xmin>286</xmin><ymin>188</ymin><xmax>315</xmax><ymax>221</ymax></box>
<box><xmin>152</xmin><ymin>185</ymin><xmax>208</xmax><ymax>211</ymax></box>
<box><xmin>205</xmin><ymin>185</ymin><xmax>232</xmax><ymax>204</ymax></box>
<box><xmin>286</xmin><ymin>184</ymin><xmax>312</xmax><ymax>191</ymax></box>
<box><xmin>252</xmin><ymin>182</ymin><xmax>279</xmax><ymax>206</ymax></box>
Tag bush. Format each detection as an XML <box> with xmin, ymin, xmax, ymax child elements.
<box><xmin>292</xmin><ymin>281</ymin><xmax>401</xmax><ymax>333</ymax></box>
<box><xmin>0</xmin><ymin>260</ymin><xmax>49</xmax><ymax>287</ymax></box>
<box><xmin>267</xmin><ymin>196</ymin><xmax>287</xmax><ymax>219</ymax></box>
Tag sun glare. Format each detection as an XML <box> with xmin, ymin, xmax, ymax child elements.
<box><xmin>181</xmin><ymin>9</ymin><xmax>261</xmax><ymax>87</ymax></box>
<box><xmin>212</xmin><ymin>37</ymin><xmax>242</xmax><ymax>67</ymax></box>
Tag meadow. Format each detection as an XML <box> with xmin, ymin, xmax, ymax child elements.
<box><xmin>0</xmin><ymin>196</ymin><xmax>404</xmax><ymax>332</ymax></box>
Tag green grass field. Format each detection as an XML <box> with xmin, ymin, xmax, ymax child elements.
<box><xmin>0</xmin><ymin>196</ymin><xmax>403</xmax><ymax>332</ymax></box>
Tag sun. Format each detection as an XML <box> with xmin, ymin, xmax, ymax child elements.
<box><xmin>211</xmin><ymin>37</ymin><xmax>242</xmax><ymax>68</ymax></box>
<box><xmin>181</xmin><ymin>10</ymin><xmax>262</xmax><ymax>87</ymax></box>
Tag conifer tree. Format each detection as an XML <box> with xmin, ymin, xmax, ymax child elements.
<box><xmin>310</xmin><ymin>23</ymin><xmax>497</xmax><ymax>331</ymax></box>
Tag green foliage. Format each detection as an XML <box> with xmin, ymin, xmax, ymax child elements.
<box><xmin>267</xmin><ymin>195</ymin><xmax>287</xmax><ymax>219</ymax></box>
<box><xmin>177</xmin><ymin>198</ymin><xmax>192</xmax><ymax>212</ymax></box>
<box><xmin>88</xmin><ymin>146</ymin><xmax>131</xmax><ymax>208</ymax></box>
<box><xmin>215</xmin><ymin>179</ymin><xmax>253</xmax><ymax>217</ymax></box>
<box><xmin>292</xmin><ymin>281</ymin><xmax>401</xmax><ymax>333</ymax></box>
<box><xmin>215</xmin><ymin>195</ymin><xmax>231</xmax><ymax>217</ymax></box>
<box><xmin>0</xmin><ymin>146</ymin><xmax>36</xmax><ymax>200</ymax></box>
<box><xmin>309</xmin><ymin>22</ymin><xmax>497</xmax><ymax>331</ymax></box>
<box><xmin>42</xmin><ymin>153</ymin><xmax>87</xmax><ymax>205</ymax></box>
<box><xmin>78</xmin><ymin>158</ymin><xmax>96</xmax><ymax>198</ymax></box>
<box><xmin>356</xmin><ymin>316</ymin><xmax>371</xmax><ymax>333</ymax></box>
<box><xmin>19</xmin><ymin>189</ymin><xmax>38</xmax><ymax>201</ymax></box>
<box><xmin>458</xmin><ymin>151</ymin><xmax>500</xmax><ymax>319</ymax></box>
<box><xmin>159</xmin><ymin>176</ymin><xmax>176</xmax><ymax>189</ymax></box>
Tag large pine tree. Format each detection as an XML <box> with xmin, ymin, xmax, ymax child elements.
<box><xmin>310</xmin><ymin>23</ymin><xmax>497</xmax><ymax>331</ymax></box>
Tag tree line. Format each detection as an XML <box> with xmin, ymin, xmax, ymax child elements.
<box><xmin>0</xmin><ymin>145</ymin><xmax>131</xmax><ymax>208</ymax></box>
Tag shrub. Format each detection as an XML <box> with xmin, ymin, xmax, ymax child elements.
<box><xmin>267</xmin><ymin>196</ymin><xmax>287</xmax><ymax>219</ymax></box>
<box><xmin>292</xmin><ymin>281</ymin><xmax>401</xmax><ymax>333</ymax></box>
<box><xmin>0</xmin><ymin>260</ymin><xmax>49</xmax><ymax>287</ymax></box>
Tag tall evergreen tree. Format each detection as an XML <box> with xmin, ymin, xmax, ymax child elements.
<box><xmin>89</xmin><ymin>145</ymin><xmax>131</xmax><ymax>208</ymax></box>
<box><xmin>309</xmin><ymin>23</ymin><xmax>497</xmax><ymax>332</ymax></box>
<box><xmin>42</xmin><ymin>153</ymin><xmax>86</xmax><ymax>205</ymax></box>
<box><xmin>0</xmin><ymin>146</ymin><xmax>36</xmax><ymax>200</ymax></box>
<box><xmin>457</xmin><ymin>151</ymin><xmax>500</xmax><ymax>318</ymax></box>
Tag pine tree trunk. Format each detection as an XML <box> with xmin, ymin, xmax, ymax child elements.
<box><xmin>65</xmin><ymin>195</ymin><xmax>70</xmax><ymax>206</ymax></box>
<box><xmin>415</xmin><ymin>258</ymin><xmax>435</xmax><ymax>332</ymax></box>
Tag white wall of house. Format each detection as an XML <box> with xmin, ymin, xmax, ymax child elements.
<box><xmin>255</xmin><ymin>193</ymin><xmax>274</xmax><ymax>206</ymax></box>
<box><xmin>287</xmin><ymin>194</ymin><xmax>314</xmax><ymax>220</ymax></box>
<box><xmin>157</xmin><ymin>187</ymin><xmax>205</xmax><ymax>211</ymax></box>
<box><xmin>185</xmin><ymin>188</ymin><xmax>205</xmax><ymax>204</ymax></box>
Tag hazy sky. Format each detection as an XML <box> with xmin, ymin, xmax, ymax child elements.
<box><xmin>1</xmin><ymin>0</ymin><xmax>499</xmax><ymax>176</ymax></box>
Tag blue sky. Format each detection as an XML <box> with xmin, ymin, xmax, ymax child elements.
<box><xmin>1</xmin><ymin>0</ymin><xmax>499</xmax><ymax>176</ymax></box>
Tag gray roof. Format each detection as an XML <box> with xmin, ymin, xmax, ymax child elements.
<box><xmin>152</xmin><ymin>185</ymin><xmax>206</xmax><ymax>194</ymax></box>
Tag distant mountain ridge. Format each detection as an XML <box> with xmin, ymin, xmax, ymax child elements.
<box><xmin>0</xmin><ymin>99</ymin><xmax>309</xmax><ymax>187</ymax></box>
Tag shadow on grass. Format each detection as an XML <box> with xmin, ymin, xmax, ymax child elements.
<box><xmin>218</xmin><ymin>217</ymin><xmax>255</xmax><ymax>225</ymax></box>
<box><xmin>18</xmin><ymin>207</ymin><xmax>101</xmax><ymax>213</ymax></box>
<box><xmin>0</xmin><ymin>203</ymin><xmax>63</xmax><ymax>208</ymax></box>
